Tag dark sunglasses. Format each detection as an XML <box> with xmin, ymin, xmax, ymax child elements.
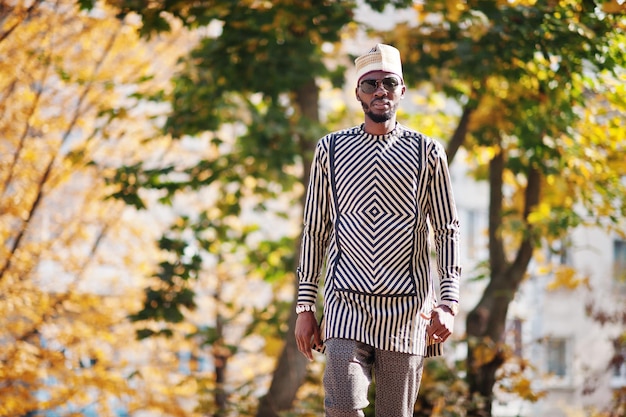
<box><xmin>359</xmin><ymin>77</ymin><xmax>402</xmax><ymax>94</ymax></box>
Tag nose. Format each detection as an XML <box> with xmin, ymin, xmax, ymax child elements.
<box><xmin>373</xmin><ymin>82</ymin><xmax>388</xmax><ymax>95</ymax></box>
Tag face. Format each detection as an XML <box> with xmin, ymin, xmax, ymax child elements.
<box><xmin>356</xmin><ymin>71</ymin><xmax>405</xmax><ymax>123</ymax></box>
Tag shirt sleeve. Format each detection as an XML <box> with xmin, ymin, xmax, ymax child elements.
<box><xmin>428</xmin><ymin>140</ymin><xmax>461</xmax><ymax>304</ymax></box>
<box><xmin>296</xmin><ymin>138</ymin><xmax>333</xmax><ymax>305</ymax></box>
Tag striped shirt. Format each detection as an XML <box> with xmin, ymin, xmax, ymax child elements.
<box><xmin>297</xmin><ymin>123</ymin><xmax>461</xmax><ymax>356</ymax></box>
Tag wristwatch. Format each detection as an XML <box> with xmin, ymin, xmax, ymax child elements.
<box><xmin>437</xmin><ymin>301</ymin><xmax>459</xmax><ymax>316</ymax></box>
<box><xmin>296</xmin><ymin>304</ymin><xmax>316</xmax><ymax>314</ymax></box>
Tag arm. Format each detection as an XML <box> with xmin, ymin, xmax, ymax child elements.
<box><xmin>426</xmin><ymin>140</ymin><xmax>461</xmax><ymax>342</ymax></box>
<box><xmin>295</xmin><ymin>139</ymin><xmax>332</xmax><ymax>360</ymax></box>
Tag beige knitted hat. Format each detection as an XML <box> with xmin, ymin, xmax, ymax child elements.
<box><xmin>354</xmin><ymin>44</ymin><xmax>403</xmax><ymax>83</ymax></box>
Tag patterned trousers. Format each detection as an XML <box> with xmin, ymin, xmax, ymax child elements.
<box><xmin>323</xmin><ymin>338</ymin><xmax>425</xmax><ymax>417</ymax></box>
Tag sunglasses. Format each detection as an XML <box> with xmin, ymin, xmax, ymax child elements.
<box><xmin>359</xmin><ymin>77</ymin><xmax>402</xmax><ymax>94</ymax></box>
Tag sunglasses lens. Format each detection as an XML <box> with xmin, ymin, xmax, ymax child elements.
<box><xmin>360</xmin><ymin>78</ymin><xmax>400</xmax><ymax>93</ymax></box>
<box><xmin>382</xmin><ymin>77</ymin><xmax>399</xmax><ymax>90</ymax></box>
<box><xmin>360</xmin><ymin>80</ymin><xmax>377</xmax><ymax>94</ymax></box>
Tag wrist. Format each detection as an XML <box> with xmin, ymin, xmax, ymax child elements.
<box><xmin>437</xmin><ymin>301</ymin><xmax>458</xmax><ymax>316</ymax></box>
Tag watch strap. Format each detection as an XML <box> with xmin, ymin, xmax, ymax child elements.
<box><xmin>296</xmin><ymin>304</ymin><xmax>316</xmax><ymax>314</ymax></box>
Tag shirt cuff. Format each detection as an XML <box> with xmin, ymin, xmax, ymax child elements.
<box><xmin>297</xmin><ymin>281</ymin><xmax>318</xmax><ymax>305</ymax></box>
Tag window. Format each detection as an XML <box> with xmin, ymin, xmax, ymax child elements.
<box><xmin>613</xmin><ymin>240</ymin><xmax>626</xmax><ymax>284</ymax></box>
<box><xmin>558</xmin><ymin>238</ymin><xmax>571</xmax><ymax>266</ymax></box>
<box><xmin>546</xmin><ymin>338</ymin><xmax>568</xmax><ymax>378</ymax></box>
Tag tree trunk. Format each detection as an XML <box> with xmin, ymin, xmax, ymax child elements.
<box><xmin>465</xmin><ymin>277</ymin><xmax>514</xmax><ymax>416</ymax></box>
<box><xmin>256</xmin><ymin>79</ymin><xmax>319</xmax><ymax>417</ymax></box>
<box><xmin>256</xmin><ymin>307</ymin><xmax>310</xmax><ymax>417</ymax></box>
<box><xmin>465</xmin><ymin>146</ymin><xmax>541</xmax><ymax>416</ymax></box>
<box><xmin>214</xmin><ymin>295</ymin><xmax>228</xmax><ymax>416</ymax></box>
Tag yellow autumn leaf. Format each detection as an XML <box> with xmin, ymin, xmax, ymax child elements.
<box><xmin>527</xmin><ymin>202</ymin><xmax>551</xmax><ymax>225</ymax></box>
<box><xmin>509</xmin><ymin>376</ymin><xmax>546</xmax><ymax>402</ymax></box>
<box><xmin>546</xmin><ymin>265</ymin><xmax>589</xmax><ymax>291</ymax></box>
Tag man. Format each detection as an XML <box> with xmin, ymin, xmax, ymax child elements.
<box><xmin>294</xmin><ymin>44</ymin><xmax>461</xmax><ymax>417</ymax></box>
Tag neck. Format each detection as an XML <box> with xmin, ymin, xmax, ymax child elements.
<box><xmin>363</xmin><ymin>117</ymin><xmax>397</xmax><ymax>135</ymax></box>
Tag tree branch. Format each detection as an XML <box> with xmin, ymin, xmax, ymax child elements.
<box><xmin>0</xmin><ymin>1</ymin><xmax>42</xmax><ymax>44</ymax></box>
<box><xmin>446</xmin><ymin>104</ymin><xmax>474</xmax><ymax>165</ymax></box>
<box><xmin>0</xmin><ymin>25</ymin><xmax>121</xmax><ymax>283</ymax></box>
<box><xmin>7</xmin><ymin>223</ymin><xmax>110</xmax><ymax>363</ymax></box>
<box><xmin>511</xmin><ymin>164</ymin><xmax>541</xmax><ymax>285</ymax></box>
<box><xmin>488</xmin><ymin>141</ymin><xmax>507</xmax><ymax>277</ymax></box>
<box><xmin>0</xmin><ymin>53</ymin><xmax>51</xmax><ymax>198</ymax></box>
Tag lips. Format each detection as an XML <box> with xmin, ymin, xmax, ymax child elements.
<box><xmin>370</xmin><ymin>99</ymin><xmax>390</xmax><ymax>110</ymax></box>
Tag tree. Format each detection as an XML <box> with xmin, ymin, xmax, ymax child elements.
<box><xmin>95</xmin><ymin>0</ymin><xmax>625</xmax><ymax>416</ymax></box>
<box><xmin>0</xmin><ymin>1</ymin><xmax>201</xmax><ymax>414</ymax></box>
<box><xmin>382</xmin><ymin>1</ymin><xmax>626</xmax><ymax>414</ymax></box>
<box><xmin>99</xmin><ymin>1</ymin><xmax>419</xmax><ymax>415</ymax></box>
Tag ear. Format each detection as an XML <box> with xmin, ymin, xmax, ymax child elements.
<box><xmin>355</xmin><ymin>87</ymin><xmax>361</xmax><ymax>101</ymax></box>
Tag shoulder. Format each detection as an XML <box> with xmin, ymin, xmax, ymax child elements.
<box><xmin>398</xmin><ymin>124</ymin><xmax>442</xmax><ymax>150</ymax></box>
<box><xmin>318</xmin><ymin>125</ymin><xmax>361</xmax><ymax>148</ymax></box>
<box><xmin>397</xmin><ymin>124</ymin><xmax>448</xmax><ymax>162</ymax></box>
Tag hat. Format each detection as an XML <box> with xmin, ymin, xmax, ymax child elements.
<box><xmin>354</xmin><ymin>44</ymin><xmax>403</xmax><ymax>83</ymax></box>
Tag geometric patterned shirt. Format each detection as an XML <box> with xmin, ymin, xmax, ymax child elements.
<box><xmin>297</xmin><ymin>123</ymin><xmax>461</xmax><ymax>356</ymax></box>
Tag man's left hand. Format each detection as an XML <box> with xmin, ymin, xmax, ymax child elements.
<box><xmin>425</xmin><ymin>306</ymin><xmax>455</xmax><ymax>343</ymax></box>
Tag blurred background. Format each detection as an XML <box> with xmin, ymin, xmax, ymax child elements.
<box><xmin>0</xmin><ymin>0</ymin><xmax>624</xmax><ymax>416</ymax></box>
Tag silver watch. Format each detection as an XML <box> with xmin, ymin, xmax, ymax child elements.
<box><xmin>296</xmin><ymin>304</ymin><xmax>316</xmax><ymax>314</ymax></box>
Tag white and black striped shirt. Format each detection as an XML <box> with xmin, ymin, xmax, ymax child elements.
<box><xmin>297</xmin><ymin>124</ymin><xmax>461</xmax><ymax>356</ymax></box>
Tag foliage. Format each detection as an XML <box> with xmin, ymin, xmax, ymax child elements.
<box><xmin>413</xmin><ymin>359</ymin><xmax>471</xmax><ymax>417</ymax></box>
<box><xmin>102</xmin><ymin>0</ymin><xmax>421</xmax><ymax>415</ymax></box>
<box><xmin>585</xmin><ymin>297</ymin><xmax>626</xmax><ymax>417</ymax></box>
<box><xmin>380</xmin><ymin>0</ymin><xmax>626</xmax><ymax>415</ymax></box>
<box><xmin>392</xmin><ymin>0</ymin><xmax>626</xmax><ymax>212</ymax></box>
<box><xmin>38</xmin><ymin>0</ymin><xmax>625</xmax><ymax>416</ymax></box>
<box><xmin>594</xmin><ymin>387</ymin><xmax>626</xmax><ymax>417</ymax></box>
<box><xmin>0</xmin><ymin>0</ymin><xmax>203</xmax><ymax>415</ymax></box>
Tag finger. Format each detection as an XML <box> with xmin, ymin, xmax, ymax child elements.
<box><xmin>426</xmin><ymin>323</ymin><xmax>437</xmax><ymax>339</ymax></box>
<box><xmin>300</xmin><ymin>337</ymin><xmax>313</xmax><ymax>361</ymax></box>
<box><xmin>298</xmin><ymin>342</ymin><xmax>312</xmax><ymax>361</ymax></box>
<box><xmin>313</xmin><ymin>332</ymin><xmax>322</xmax><ymax>347</ymax></box>
<box><xmin>427</xmin><ymin>322</ymin><xmax>450</xmax><ymax>342</ymax></box>
<box><xmin>296</xmin><ymin>335</ymin><xmax>310</xmax><ymax>356</ymax></box>
<box><xmin>436</xmin><ymin>329</ymin><xmax>452</xmax><ymax>342</ymax></box>
<box><xmin>426</xmin><ymin>319</ymin><xmax>442</xmax><ymax>333</ymax></box>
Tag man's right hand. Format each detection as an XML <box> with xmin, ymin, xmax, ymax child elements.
<box><xmin>295</xmin><ymin>311</ymin><xmax>322</xmax><ymax>361</ymax></box>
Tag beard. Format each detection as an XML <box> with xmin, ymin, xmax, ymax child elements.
<box><xmin>361</xmin><ymin>100</ymin><xmax>397</xmax><ymax>123</ymax></box>
<box><xmin>366</xmin><ymin>109</ymin><xmax>393</xmax><ymax>123</ymax></box>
